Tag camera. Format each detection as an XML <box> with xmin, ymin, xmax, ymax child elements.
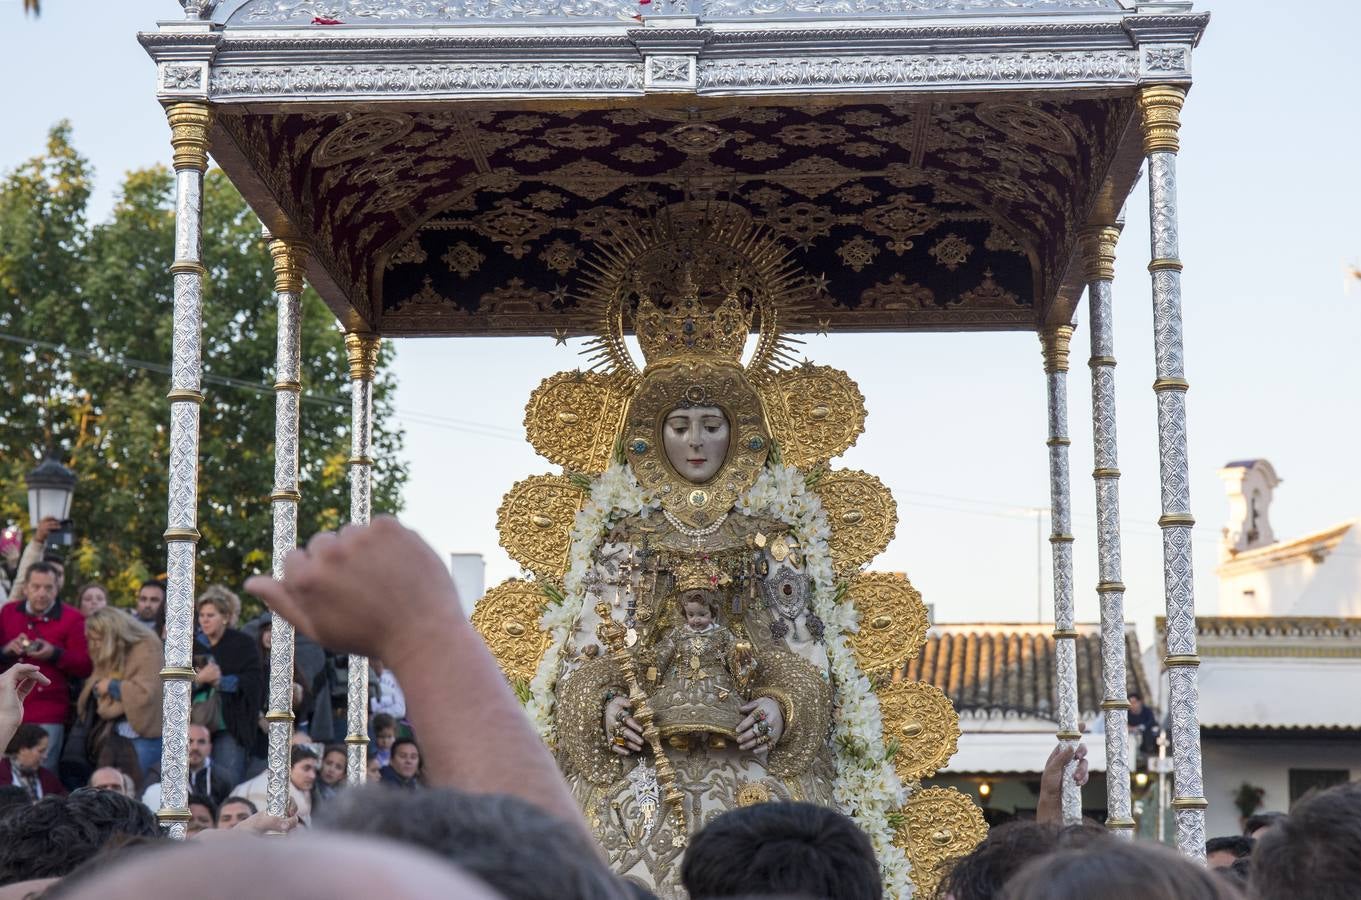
<box><xmin>44</xmin><ymin>519</ymin><xmax>75</xmax><ymax>551</ymax></box>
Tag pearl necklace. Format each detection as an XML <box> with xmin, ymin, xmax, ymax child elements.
<box><xmin>663</xmin><ymin>508</ymin><xmax>729</xmax><ymax>540</ymax></box>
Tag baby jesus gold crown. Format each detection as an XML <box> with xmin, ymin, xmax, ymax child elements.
<box><xmin>634</xmin><ymin>267</ymin><xmax>753</xmax><ymax>368</ymax></box>
<box><xmin>670</xmin><ymin>554</ymin><xmax>735</xmax><ymax>594</ymax></box>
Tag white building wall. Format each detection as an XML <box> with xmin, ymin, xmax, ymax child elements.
<box><xmin>1201</xmin><ymin>738</ymin><xmax>1360</xmax><ymax>837</ymax></box>
<box><xmin>1217</xmin><ymin>528</ymin><xmax>1361</xmax><ymax>617</ymax></box>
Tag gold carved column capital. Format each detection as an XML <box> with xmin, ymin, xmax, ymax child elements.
<box><xmin>344</xmin><ymin>332</ymin><xmax>381</xmax><ymax>381</ymax></box>
<box><xmin>1080</xmin><ymin>225</ymin><xmax>1122</xmax><ymax>284</ymax></box>
<box><xmin>1138</xmin><ymin>85</ymin><xmax>1186</xmax><ymax>155</ymax></box>
<box><xmin>268</xmin><ymin>238</ymin><xmax>308</xmax><ymax>296</ymax></box>
<box><xmin>1039</xmin><ymin>324</ymin><xmax>1076</xmax><ymax>374</ymax></box>
<box><xmin>165</xmin><ymin>102</ymin><xmax>213</xmax><ymax>172</ymax></box>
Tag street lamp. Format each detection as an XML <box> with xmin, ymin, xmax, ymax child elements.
<box><xmin>25</xmin><ymin>452</ymin><xmax>76</xmax><ymax>548</ymax></box>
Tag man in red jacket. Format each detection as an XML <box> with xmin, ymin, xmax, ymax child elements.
<box><xmin>0</xmin><ymin>561</ymin><xmax>92</xmax><ymax>771</ymax></box>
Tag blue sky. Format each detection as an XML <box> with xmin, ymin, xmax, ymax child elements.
<box><xmin>2</xmin><ymin>1</ymin><xmax>1358</xmax><ymax>644</ymax></box>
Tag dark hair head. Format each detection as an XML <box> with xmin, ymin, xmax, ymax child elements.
<box><xmin>6</xmin><ymin>722</ymin><xmax>50</xmax><ymax>755</ymax></box>
<box><xmin>323</xmin><ymin>743</ymin><xmax>347</xmax><ymax>760</ymax></box>
<box><xmin>1126</xmin><ymin>690</ymin><xmax>1143</xmax><ymax>701</ymax></box>
<box><xmin>372</xmin><ymin>713</ymin><xmax>397</xmax><ymax>733</ymax></box>
<box><xmin>1205</xmin><ymin>835</ymin><xmax>1254</xmax><ymax>860</ymax></box>
<box><xmin>1000</xmin><ymin>839</ymin><xmax>1242</xmax><ymax>900</ymax></box>
<box><xmin>1243</xmin><ymin>810</ymin><xmax>1287</xmax><ymax>837</ymax></box>
<box><xmin>186</xmin><ymin>792</ymin><xmax>218</xmax><ymax>822</ymax></box>
<box><xmin>682</xmin><ymin>802</ymin><xmax>881</xmax><ymax>900</ymax></box>
<box><xmin>40</xmin><ymin>554</ymin><xmax>65</xmax><ymax>568</ymax></box>
<box><xmin>390</xmin><ymin>737</ymin><xmax>419</xmax><ymax>756</ymax></box>
<box><xmin>138</xmin><ymin>579</ymin><xmax>167</xmax><ymax>596</ymax></box>
<box><xmin>66</xmin><ymin>788</ymin><xmax>160</xmax><ymax>841</ymax></box>
<box><xmin>1216</xmin><ymin>857</ymin><xmax>1252</xmax><ymax>890</ymax></box>
<box><xmin>24</xmin><ymin>561</ymin><xmax>59</xmax><ymax>583</ymax></box>
<box><xmin>317</xmin><ymin>784</ymin><xmax>627</xmax><ymax>900</ymax></box>
<box><xmin>290</xmin><ymin>745</ymin><xmax>319</xmax><ymax>767</ymax></box>
<box><xmin>1253</xmin><ymin>782</ymin><xmax>1361</xmax><ymax>900</ymax></box>
<box><xmin>935</xmin><ymin>821</ymin><xmax>1107</xmax><ymax>900</ymax></box>
<box><xmin>0</xmin><ymin>786</ymin><xmax>31</xmax><ymax>821</ymax></box>
<box><xmin>219</xmin><ymin>796</ymin><xmax>257</xmax><ymax>815</ymax></box>
<box><xmin>0</xmin><ymin>789</ymin><xmax>158</xmax><ymax>884</ymax></box>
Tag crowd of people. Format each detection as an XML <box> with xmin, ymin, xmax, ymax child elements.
<box><xmin>2</xmin><ymin>515</ymin><xmax>1359</xmax><ymax>900</ymax></box>
<box><xmin>0</xmin><ymin>517</ymin><xmax>425</xmax><ymax>828</ymax></box>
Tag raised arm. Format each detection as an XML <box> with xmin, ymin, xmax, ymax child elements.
<box><xmin>245</xmin><ymin>517</ymin><xmax>588</xmax><ymax>840</ymax></box>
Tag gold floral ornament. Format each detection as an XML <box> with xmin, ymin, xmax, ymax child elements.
<box><xmin>523</xmin><ymin>371</ymin><xmax>629</xmax><ymax>474</ymax></box>
<box><xmin>571</xmin><ymin>206</ymin><xmax>820</xmax><ymax>529</ymax></box>
<box><xmin>763</xmin><ymin>364</ymin><xmax>866</xmax><ymax>470</ymax></box>
<box><xmin>815</xmin><ymin>470</ymin><xmax>898</xmax><ymax>571</ymax></box>
<box><xmin>874</xmin><ymin>680</ymin><xmax>960</xmax><ymax>783</ymax></box>
<box><xmin>846</xmin><ymin>572</ymin><xmax>928</xmax><ymax>676</ymax></box>
<box><xmin>470</xmin><ymin>579</ymin><xmax>552</xmax><ymax>683</ymax></box>
<box><xmin>896</xmin><ymin>786</ymin><xmax>988</xmax><ymax>898</ymax></box>
<box><xmin>496</xmin><ymin>474</ymin><xmax>585</xmax><ymax>580</ymax></box>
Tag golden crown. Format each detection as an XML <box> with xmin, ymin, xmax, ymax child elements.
<box><xmin>670</xmin><ymin>554</ymin><xmax>734</xmax><ymax>594</ymax></box>
<box><xmin>634</xmin><ymin>267</ymin><xmax>753</xmax><ymax>368</ymax></box>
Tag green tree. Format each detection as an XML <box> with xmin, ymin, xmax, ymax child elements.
<box><xmin>0</xmin><ymin>124</ymin><xmax>406</xmax><ymax>610</ymax></box>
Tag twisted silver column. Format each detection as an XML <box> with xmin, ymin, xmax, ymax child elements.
<box><xmin>1140</xmin><ymin>84</ymin><xmax>1207</xmax><ymax>859</ymax></box>
<box><xmin>264</xmin><ymin>236</ymin><xmax>306</xmax><ymax>822</ymax></box>
<box><xmin>1083</xmin><ymin>223</ymin><xmax>1135</xmax><ymax>837</ymax></box>
<box><xmin>1041</xmin><ymin>325</ymin><xmax>1082</xmax><ymax>826</ymax></box>
<box><xmin>344</xmin><ymin>333</ymin><xmax>380</xmax><ymax>784</ymax></box>
<box><xmin>158</xmin><ymin>102</ymin><xmax>212</xmax><ymax>840</ymax></box>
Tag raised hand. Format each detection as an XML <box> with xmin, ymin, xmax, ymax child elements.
<box><xmin>0</xmin><ymin>663</ymin><xmax>51</xmax><ymax>750</ymax></box>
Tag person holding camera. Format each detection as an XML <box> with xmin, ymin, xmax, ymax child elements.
<box><xmin>0</xmin><ymin>562</ymin><xmax>93</xmax><ymax>771</ymax></box>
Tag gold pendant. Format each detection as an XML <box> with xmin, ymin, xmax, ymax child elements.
<box><xmin>770</xmin><ymin>536</ymin><xmax>790</xmax><ymax>562</ymax></box>
<box><xmin>690</xmin><ymin>654</ymin><xmax>701</xmax><ymax>671</ymax></box>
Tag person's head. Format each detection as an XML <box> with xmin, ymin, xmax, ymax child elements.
<box><xmin>1127</xmin><ymin>691</ymin><xmax>1144</xmax><ymax>714</ymax></box>
<box><xmin>390</xmin><ymin>738</ymin><xmax>421</xmax><ymax>780</ymax></box>
<box><xmin>321</xmin><ymin>745</ymin><xmax>348</xmax><ymax>787</ymax></box>
<box><xmin>46</xmin><ymin>832</ymin><xmax>505</xmax><ymax>900</ymax></box>
<box><xmin>682</xmin><ymin>592</ymin><xmax>719</xmax><ymax>630</ymax></box>
<box><xmin>87</xmin><ymin>767</ymin><xmax>134</xmax><ymax>798</ymax></box>
<box><xmin>0</xmin><ymin>785</ymin><xmax>31</xmax><ymax>820</ymax></box>
<box><xmin>318</xmin><ymin>784</ymin><xmax>626</xmax><ymax>900</ymax></box>
<box><xmin>216</xmin><ymin>796</ymin><xmax>256</xmax><ymax>829</ymax></box>
<box><xmin>290</xmin><ymin>729</ymin><xmax>314</xmax><ymax>747</ymax></box>
<box><xmin>936</xmin><ymin>821</ymin><xmax>1107</xmax><ymax>900</ymax></box>
<box><xmin>85</xmin><ymin>607</ymin><xmax>156</xmax><ymax>674</ymax></box>
<box><xmin>196</xmin><ymin>584</ymin><xmax>240</xmax><ymax>637</ymax></box>
<box><xmin>186</xmin><ymin>723</ymin><xmax>212</xmax><ymax>770</ymax></box>
<box><xmin>372</xmin><ymin>713</ymin><xmax>397</xmax><ymax>750</ymax></box>
<box><xmin>1000</xmin><ymin>839</ymin><xmax>1242</xmax><ymax>900</ymax></box>
<box><xmin>663</xmin><ymin>405</ymin><xmax>730</xmax><ymax>484</ymax></box>
<box><xmin>77</xmin><ymin>583</ymin><xmax>108</xmax><ymax>618</ymax></box>
<box><xmin>1253</xmin><ymin>781</ymin><xmax>1361</xmax><ymax>900</ymax></box>
<box><xmin>366</xmin><ymin>754</ymin><xmax>382</xmax><ymax>782</ymax></box>
<box><xmin>1244</xmin><ymin>810</ymin><xmax>1287</xmax><ymax>838</ymax></box>
<box><xmin>186</xmin><ymin>793</ymin><xmax>216</xmax><ymax>835</ymax></box>
<box><xmin>135</xmin><ymin>579</ymin><xmax>165</xmax><ymax>622</ymax></box>
<box><xmin>22</xmin><ymin>561</ymin><xmax>60</xmax><ymax>614</ymax></box>
<box><xmin>0</xmin><ymin>788</ymin><xmax>159</xmax><ymax>883</ymax></box>
<box><xmin>5</xmin><ymin>723</ymin><xmax>50</xmax><ymax>771</ymax></box>
<box><xmin>290</xmin><ymin>745</ymin><xmax>319</xmax><ymax>793</ymax></box>
<box><xmin>1205</xmin><ymin>834</ymin><xmax>1254</xmax><ymax>869</ymax></box>
<box><xmin>682</xmin><ymin>802</ymin><xmax>881</xmax><ymax>900</ymax></box>
<box><xmin>42</xmin><ymin>555</ymin><xmax>66</xmax><ymax>592</ymax></box>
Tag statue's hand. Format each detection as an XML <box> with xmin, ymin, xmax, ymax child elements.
<box><xmin>604</xmin><ymin>695</ymin><xmax>644</xmax><ymax>757</ymax></box>
<box><xmin>736</xmin><ymin>697</ymin><xmax>784</xmax><ymax>753</ymax></box>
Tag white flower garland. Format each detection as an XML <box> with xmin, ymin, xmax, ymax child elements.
<box><xmin>526</xmin><ymin>460</ymin><xmax>911</xmax><ymax>898</ymax></box>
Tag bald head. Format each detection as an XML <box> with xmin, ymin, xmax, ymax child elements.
<box><xmin>50</xmin><ymin>833</ymin><xmax>503</xmax><ymax>900</ymax></box>
<box><xmin>88</xmin><ymin>767</ymin><xmax>133</xmax><ymax>797</ymax></box>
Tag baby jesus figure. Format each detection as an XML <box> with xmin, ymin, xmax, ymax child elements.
<box><xmin>645</xmin><ymin>590</ymin><xmax>756</xmax><ymax>750</ymax></box>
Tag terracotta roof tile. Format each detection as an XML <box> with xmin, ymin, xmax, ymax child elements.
<box><xmin>900</xmin><ymin>625</ymin><xmax>1148</xmax><ymax>720</ymax></box>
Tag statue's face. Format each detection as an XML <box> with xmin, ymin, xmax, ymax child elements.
<box><xmin>683</xmin><ymin>596</ymin><xmax>713</xmax><ymax>629</ymax></box>
<box><xmin>662</xmin><ymin>405</ymin><xmax>730</xmax><ymax>484</ymax></box>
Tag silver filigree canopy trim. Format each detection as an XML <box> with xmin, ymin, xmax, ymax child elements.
<box><xmin>228</xmin><ymin>0</ymin><xmax>1123</xmax><ymax>23</ymax></box>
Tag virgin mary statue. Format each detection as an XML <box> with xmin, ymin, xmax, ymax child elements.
<box><xmin>473</xmin><ymin>211</ymin><xmax>983</xmax><ymax>899</ymax></box>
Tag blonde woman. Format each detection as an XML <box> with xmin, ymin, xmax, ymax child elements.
<box><xmin>78</xmin><ymin>608</ymin><xmax>164</xmax><ymax>776</ymax></box>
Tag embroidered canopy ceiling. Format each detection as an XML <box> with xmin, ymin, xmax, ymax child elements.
<box><xmin>141</xmin><ymin>0</ymin><xmax>1206</xmax><ymax>337</ymax></box>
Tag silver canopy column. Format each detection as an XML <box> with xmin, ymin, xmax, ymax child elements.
<box><xmin>1082</xmin><ymin>222</ymin><xmax>1135</xmax><ymax>837</ymax></box>
<box><xmin>1139</xmin><ymin>83</ymin><xmax>1207</xmax><ymax>858</ymax></box>
<box><xmin>1040</xmin><ymin>324</ymin><xmax>1083</xmax><ymax>825</ymax></box>
<box><xmin>157</xmin><ymin>101</ymin><xmax>212</xmax><ymax>839</ymax></box>
<box><xmin>264</xmin><ymin>235</ymin><xmax>306</xmax><ymax>820</ymax></box>
<box><xmin>343</xmin><ymin>332</ymin><xmax>380</xmax><ymax>783</ymax></box>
